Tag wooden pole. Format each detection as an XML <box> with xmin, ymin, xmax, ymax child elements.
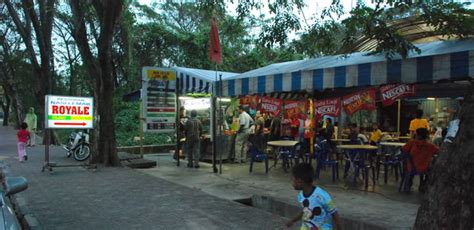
<box><xmin>397</xmin><ymin>99</ymin><xmax>401</xmax><ymax>135</ymax></box>
<box><xmin>139</xmin><ymin>98</ymin><xmax>144</xmax><ymax>159</ymax></box>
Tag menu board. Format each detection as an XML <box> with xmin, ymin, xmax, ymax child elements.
<box><xmin>142</xmin><ymin>67</ymin><xmax>177</xmax><ymax>133</ymax></box>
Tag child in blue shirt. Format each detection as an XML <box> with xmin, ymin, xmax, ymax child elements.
<box><xmin>287</xmin><ymin>163</ymin><xmax>341</xmax><ymax>230</ymax></box>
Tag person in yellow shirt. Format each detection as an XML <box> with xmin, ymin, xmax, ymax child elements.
<box><xmin>369</xmin><ymin>123</ymin><xmax>383</xmax><ymax>145</ymax></box>
<box><xmin>409</xmin><ymin>109</ymin><xmax>429</xmax><ymax>137</ymax></box>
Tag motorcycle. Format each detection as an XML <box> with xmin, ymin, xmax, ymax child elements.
<box><xmin>63</xmin><ymin>130</ymin><xmax>91</xmax><ymax>161</ymax></box>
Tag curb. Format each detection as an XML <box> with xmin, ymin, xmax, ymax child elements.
<box><xmin>12</xmin><ymin>194</ymin><xmax>42</xmax><ymax>230</ymax></box>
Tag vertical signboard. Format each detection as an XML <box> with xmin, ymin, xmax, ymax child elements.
<box><xmin>45</xmin><ymin>95</ymin><xmax>94</xmax><ymax>129</ymax></box>
<box><xmin>142</xmin><ymin>67</ymin><xmax>177</xmax><ymax>133</ymax></box>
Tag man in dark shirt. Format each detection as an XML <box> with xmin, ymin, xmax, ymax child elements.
<box><xmin>184</xmin><ymin>110</ymin><xmax>203</xmax><ymax>168</ymax></box>
<box><xmin>325</xmin><ymin>118</ymin><xmax>335</xmax><ymax>140</ymax></box>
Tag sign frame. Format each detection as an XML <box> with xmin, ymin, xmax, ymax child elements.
<box><xmin>45</xmin><ymin>95</ymin><xmax>94</xmax><ymax>129</ymax></box>
<box><xmin>142</xmin><ymin>66</ymin><xmax>177</xmax><ymax>133</ymax></box>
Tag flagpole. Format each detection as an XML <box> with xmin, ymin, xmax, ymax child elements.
<box><xmin>209</xmin><ymin>16</ymin><xmax>221</xmax><ymax>174</ymax></box>
<box><xmin>212</xmin><ymin>64</ymin><xmax>218</xmax><ymax>173</ymax></box>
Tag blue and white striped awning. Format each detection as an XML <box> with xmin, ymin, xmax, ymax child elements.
<box><xmin>222</xmin><ymin>40</ymin><xmax>474</xmax><ymax>97</ymax></box>
<box><xmin>173</xmin><ymin>67</ymin><xmax>239</xmax><ymax>94</ymax></box>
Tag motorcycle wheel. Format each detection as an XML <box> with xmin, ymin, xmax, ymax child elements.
<box><xmin>73</xmin><ymin>144</ymin><xmax>91</xmax><ymax>161</ymax></box>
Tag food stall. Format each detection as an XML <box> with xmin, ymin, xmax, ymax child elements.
<box><xmin>220</xmin><ymin>40</ymin><xmax>473</xmax><ymax>139</ymax></box>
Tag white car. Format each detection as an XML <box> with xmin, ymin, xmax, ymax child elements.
<box><xmin>0</xmin><ymin>176</ymin><xmax>28</xmax><ymax>229</ymax></box>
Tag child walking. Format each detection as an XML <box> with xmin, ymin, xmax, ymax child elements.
<box><xmin>17</xmin><ymin>122</ymin><xmax>30</xmax><ymax>162</ymax></box>
<box><xmin>287</xmin><ymin>163</ymin><xmax>342</xmax><ymax>230</ymax></box>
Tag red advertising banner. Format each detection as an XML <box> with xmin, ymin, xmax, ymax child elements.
<box><xmin>342</xmin><ymin>89</ymin><xmax>377</xmax><ymax>116</ymax></box>
<box><xmin>260</xmin><ymin>96</ymin><xmax>282</xmax><ymax>117</ymax></box>
<box><xmin>284</xmin><ymin>100</ymin><xmax>307</xmax><ymax>119</ymax></box>
<box><xmin>314</xmin><ymin>98</ymin><xmax>341</xmax><ymax>120</ymax></box>
<box><xmin>380</xmin><ymin>84</ymin><xmax>415</xmax><ymax>106</ymax></box>
<box><xmin>239</xmin><ymin>95</ymin><xmax>260</xmax><ymax>109</ymax></box>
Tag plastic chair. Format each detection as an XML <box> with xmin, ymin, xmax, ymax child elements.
<box><xmin>344</xmin><ymin>148</ymin><xmax>376</xmax><ymax>188</ymax></box>
<box><xmin>249</xmin><ymin>146</ymin><xmax>269</xmax><ymax>173</ymax></box>
<box><xmin>314</xmin><ymin>139</ymin><xmax>339</xmax><ymax>182</ymax></box>
<box><xmin>376</xmin><ymin>146</ymin><xmax>402</xmax><ymax>184</ymax></box>
<box><xmin>276</xmin><ymin>136</ymin><xmax>295</xmax><ymax>172</ymax></box>
<box><xmin>399</xmin><ymin>151</ymin><xmax>426</xmax><ymax>193</ymax></box>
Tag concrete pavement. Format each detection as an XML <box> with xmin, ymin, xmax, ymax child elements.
<box><xmin>0</xmin><ymin>126</ymin><xmax>291</xmax><ymax>230</ymax></box>
<box><xmin>140</xmin><ymin>154</ymin><xmax>420</xmax><ymax>230</ymax></box>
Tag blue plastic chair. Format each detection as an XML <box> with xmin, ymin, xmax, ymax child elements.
<box><xmin>344</xmin><ymin>148</ymin><xmax>376</xmax><ymax>188</ymax></box>
<box><xmin>314</xmin><ymin>139</ymin><xmax>339</xmax><ymax>182</ymax></box>
<box><xmin>249</xmin><ymin>146</ymin><xmax>269</xmax><ymax>173</ymax></box>
<box><xmin>376</xmin><ymin>146</ymin><xmax>402</xmax><ymax>184</ymax></box>
<box><xmin>276</xmin><ymin>136</ymin><xmax>296</xmax><ymax>172</ymax></box>
<box><xmin>399</xmin><ymin>151</ymin><xmax>426</xmax><ymax>193</ymax></box>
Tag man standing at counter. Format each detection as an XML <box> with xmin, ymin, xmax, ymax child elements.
<box><xmin>184</xmin><ymin>110</ymin><xmax>203</xmax><ymax>168</ymax></box>
<box><xmin>234</xmin><ymin>106</ymin><xmax>253</xmax><ymax>163</ymax></box>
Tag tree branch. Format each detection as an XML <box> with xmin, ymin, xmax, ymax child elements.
<box><xmin>4</xmin><ymin>0</ymin><xmax>40</xmax><ymax>70</ymax></box>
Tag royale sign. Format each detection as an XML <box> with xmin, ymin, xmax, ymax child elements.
<box><xmin>380</xmin><ymin>84</ymin><xmax>415</xmax><ymax>106</ymax></box>
<box><xmin>45</xmin><ymin>95</ymin><xmax>94</xmax><ymax>129</ymax></box>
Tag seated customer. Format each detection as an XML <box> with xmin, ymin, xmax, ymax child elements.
<box><xmin>369</xmin><ymin>123</ymin><xmax>383</xmax><ymax>145</ymax></box>
<box><xmin>402</xmin><ymin>128</ymin><xmax>439</xmax><ymax>173</ymax></box>
<box><xmin>401</xmin><ymin>128</ymin><xmax>439</xmax><ymax>191</ymax></box>
<box><xmin>432</xmin><ymin>128</ymin><xmax>448</xmax><ymax>147</ymax></box>
<box><xmin>346</xmin><ymin>123</ymin><xmax>359</xmax><ymax>142</ymax></box>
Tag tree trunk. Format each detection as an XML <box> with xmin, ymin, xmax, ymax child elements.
<box><xmin>414</xmin><ymin>85</ymin><xmax>474</xmax><ymax>229</ymax></box>
<box><xmin>69</xmin><ymin>0</ymin><xmax>123</xmax><ymax>166</ymax></box>
<box><xmin>1</xmin><ymin>95</ymin><xmax>11</xmax><ymax>126</ymax></box>
<box><xmin>5</xmin><ymin>0</ymin><xmax>56</xmax><ymax>142</ymax></box>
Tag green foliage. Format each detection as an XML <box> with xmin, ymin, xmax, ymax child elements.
<box><xmin>291</xmin><ymin>21</ymin><xmax>345</xmax><ymax>57</ymax></box>
<box><xmin>114</xmin><ymin>101</ymin><xmax>174</xmax><ymax>146</ymax></box>
<box><xmin>340</xmin><ymin>1</ymin><xmax>473</xmax><ymax>58</ymax></box>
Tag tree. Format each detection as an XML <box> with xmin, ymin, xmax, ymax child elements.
<box><xmin>4</xmin><ymin>0</ymin><xmax>56</xmax><ymax>142</ymax></box>
<box><xmin>0</xmin><ymin>26</ymin><xmax>27</xmax><ymax>128</ymax></box>
<box><xmin>414</xmin><ymin>88</ymin><xmax>474</xmax><ymax>229</ymax></box>
<box><xmin>68</xmin><ymin>0</ymin><xmax>124</xmax><ymax>166</ymax></box>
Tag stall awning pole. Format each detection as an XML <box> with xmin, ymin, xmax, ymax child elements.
<box><xmin>397</xmin><ymin>99</ymin><xmax>401</xmax><ymax>135</ymax></box>
<box><xmin>211</xmin><ymin>64</ymin><xmax>218</xmax><ymax>173</ymax></box>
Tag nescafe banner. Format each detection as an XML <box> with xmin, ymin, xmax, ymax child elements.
<box><xmin>284</xmin><ymin>100</ymin><xmax>307</xmax><ymax>119</ymax></box>
<box><xmin>260</xmin><ymin>96</ymin><xmax>282</xmax><ymax>117</ymax></box>
<box><xmin>380</xmin><ymin>84</ymin><xmax>415</xmax><ymax>106</ymax></box>
<box><xmin>342</xmin><ymin>89</ymin><xmax>377</xmax><ymax>116</ymax></box>
<box><xmin>239</xmin><ymin>95</ymin><xmax>260</xmax><ymax>109</ymax></box>
<box><xmin>314</xmin><ymin>98</ymin><xmax>341</xmax><ymax>120</ymax></box>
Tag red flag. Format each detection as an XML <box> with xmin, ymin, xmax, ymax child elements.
<box><xmin>209</xmin><ymin>17</ymin><xmax>222</xmax><ymax>64</ymax></box>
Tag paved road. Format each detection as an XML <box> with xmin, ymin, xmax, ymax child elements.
<box><xmin>0</xmin><ymin>126</ymin><xmax>290</xmax><ymax>230</ymax></box>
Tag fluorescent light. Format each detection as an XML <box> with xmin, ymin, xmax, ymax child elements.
<box><xmin>427</xmin><ymin>97</ymin><xmax>436</xmax><ymax>100</ymax></box>
<box><xmin>218</xmin><ymin>98</ymin><xmax>231</xmax><ymax>102</ymax></box>
<box><xmin>183</xmin><ymin>98</ymin><xmax>211</xmax><ymax>110</ymax></box>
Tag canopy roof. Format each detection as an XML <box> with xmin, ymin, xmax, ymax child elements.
<box><xmin>222</xmin><ymin>40</ymin><xmax>474</xmax><ymax>97</ymax></box>
<box><xmin>173</xmin><ymin>66</ymin><xmax>239</xmax><ymax>94</ymax></box>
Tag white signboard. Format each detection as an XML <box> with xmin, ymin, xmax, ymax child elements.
<box><xmin>142</xmin><ymin>67</ymin><xmax>177</xmax><ymax>133</ymax></box>
<box><xmin>45</xmin><ymin>95</ymin><xmax>94</xmax><ymax>129</ymax></box>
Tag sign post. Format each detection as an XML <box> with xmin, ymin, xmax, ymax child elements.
<box><xmin>141</xmin><ymin>67</ymin><xmax>177</xmax><ymax>165</ymax></box>
<box><xmin>43</xmin><ymin>95</ymin><xmax>94</xmax><ymax>172</ymax></box>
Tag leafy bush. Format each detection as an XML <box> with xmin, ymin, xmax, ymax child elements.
<box><xmin>115</xmin><ymin>101</ymin><xmax>175</xmax><ymax>146</ymax></box>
